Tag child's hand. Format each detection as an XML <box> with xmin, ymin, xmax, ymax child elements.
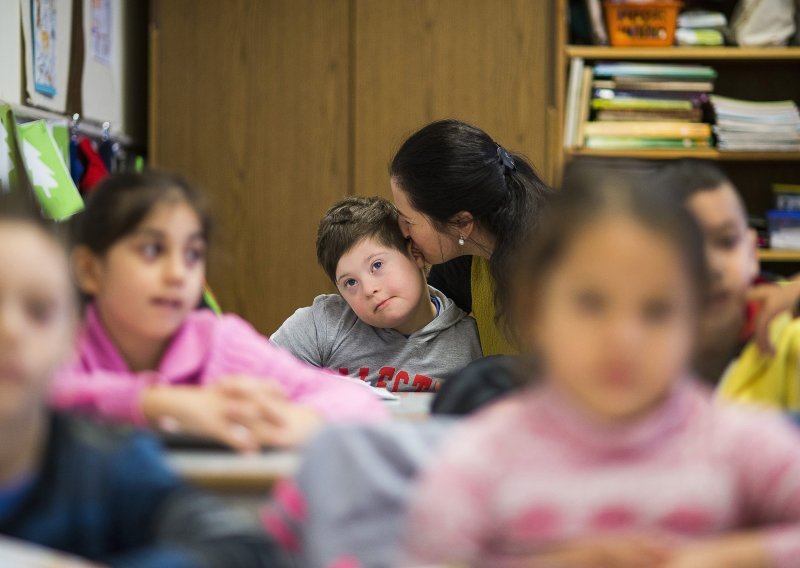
<box><xmin>142</xmin><ymin>378</ymin><xmax>324</xmax><ymax>452</ymax></box>
<box><xmin>216</xmin><ymin>378</ymin><xmax>324</xmax><ymax>448</ymax></box>
<box><xmin>532</xmin><ymin>535</ymin><xmax>673</xmax><ymax>568</ymax></box>
<box><xmin>747</xmin><ymin>279</ymin><xmax>800</xmax><ymax>355</ymax></box>
<box><xmin>142</xmin><ymin>385</ymin><xmax>265</xmax><ymax>453</ymax></box>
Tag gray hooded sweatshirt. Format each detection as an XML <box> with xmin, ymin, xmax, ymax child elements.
<box><xmin>271</xmin><ymin>286</ymin><xmax>482</xmax><ymax>392</ymax></box>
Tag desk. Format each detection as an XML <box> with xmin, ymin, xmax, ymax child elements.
<box><xmin>169</xmin><ymin>392</ymin><xmax>435</xmax><ymax>498</ymax></box>
<box><xmin>387</xmin><ymin>391</ymin><xmax>435</xmax><ymax>420</ymax></box>
<box><xmin>168</xmin><ymin>449</ymin><xmax>300</xmax><ymax>491</ymax></box>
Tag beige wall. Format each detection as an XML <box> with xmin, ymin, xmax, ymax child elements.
<box><xmin>151</xmin><ymin>0</ymin><xmax>556</xmax><ymax>334</ymax></box>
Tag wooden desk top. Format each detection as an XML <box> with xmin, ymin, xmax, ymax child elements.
<box><xmin>168</xmin><ymin>449</ymin><xmax>300</xmax><ymax>491</ymax></box>
<box><xmin>170</xmin><ymin>391</ymin><xmax>435</xmax><ymax>491</ymax></box>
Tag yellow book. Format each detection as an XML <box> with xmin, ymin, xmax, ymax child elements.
<box><xmin>583</xmin><ymin>121</ymin><xmax>711</xmax><ymax>139</ymax></box>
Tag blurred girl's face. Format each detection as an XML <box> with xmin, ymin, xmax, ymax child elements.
<box><xmin>526</xmin><ymin>216</ymin><xmax>697</xmax><ymax>423</ymax></box>
<box><xmin>390</xmin><ymin>178</ymin><xmax>462</xmax><ymax>265</ymax></box>
<box><xmin>77</xmin><ymin>200</ymin><xmax>206</xmax><ymax>368</ymax></box>
<box><xmin>0</xmin><ymin>223</ymin><xmax>75</xmax><ymax>424</ymax></box>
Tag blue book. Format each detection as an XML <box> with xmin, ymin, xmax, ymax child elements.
<box><xmin>594</xmin><ymin>63</ymin><xmax>717</xmax><ymax>80</ymax></box>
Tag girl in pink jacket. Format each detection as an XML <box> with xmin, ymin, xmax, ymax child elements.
<box><xmin>52</xmin><ymin>171</ymin><xmax>387</xmax><ymax>451</ymax></box>
<box><xmin>405</xmin><ymin>169</ymin><xmax>800</xmax><ymax>567</ymax></box>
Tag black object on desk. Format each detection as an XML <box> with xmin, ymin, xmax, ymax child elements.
<box><xmin>158</xmin><ymin>432</ymin><xmax>233</xmax><ymax>452</ymax></box>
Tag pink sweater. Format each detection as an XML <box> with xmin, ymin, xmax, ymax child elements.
<box><xmin>406</xmin><ymin>379</ymin><xmax>800</xmax><ymax>567</ymax></box>
<box><xmin>51</xmin><ymin>305</ymin><xmax>389</xmax><ymax>426</ymax></box>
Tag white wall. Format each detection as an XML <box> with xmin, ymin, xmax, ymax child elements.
<box><xmin>0</xmin><ymin>0</ymin><xmax>23</xmax><ymax>105</ymax></box>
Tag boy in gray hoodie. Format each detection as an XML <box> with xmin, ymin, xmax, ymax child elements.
<box><xmin>271</xmin><ymin>197</ymin><xmax>482</xmax><ymax>392</ymax></box>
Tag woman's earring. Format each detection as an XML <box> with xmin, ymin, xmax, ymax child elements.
<box><xmin>458</xmin><ymin>236</ymin><xmax>465</xmax><ymax>246</ymax></box>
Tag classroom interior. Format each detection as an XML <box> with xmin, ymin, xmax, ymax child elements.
<box><xmin>3</xmin><ymin>0</ymin><xmax>800</xmax><ymax>565</ymax></box>
<box><xmin>4</xmin><ymin>1</ymin><xmax>799</xmax><ymax>334</ymax></box>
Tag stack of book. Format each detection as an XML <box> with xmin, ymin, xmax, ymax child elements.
<box><xmin>711</xmin><ymin>95</ymin><xmax>800</xmax><ymax>151</ymax></box>
<box><xmin>584</xmin><ymin>63</ymin><xmax>716</xmax><ymax>150</ymax></box>
<box><xmin>675</xmin><ymin>10</ymin><xmax>727</xmax><ymax>46</ymax></box>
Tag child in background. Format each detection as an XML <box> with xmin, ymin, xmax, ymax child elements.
<box><xmin>658</xmin><ymin>160</ymin><xmax>800</xmax><ymax>412</ymax></box>
<box><xmin>272</xmin><ymin>197</ymin><xmax>481</xmax><ymax>392</ymax></box>
<box><xmin>405</xmin><ymin>170</ymin><xmax>800</xmax><ymax>567</ymax></box>
<box><xmin>52</xmin><ymin>172</ymin><xmax>387</xmax><ymax>452</ymax></box>
<box><xmin>0</xmin><ymin>211</ymin><xmax>288</xmax><ymax>567</ymax></box>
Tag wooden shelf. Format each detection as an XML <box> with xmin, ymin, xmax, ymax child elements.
<box><xmin>565</xmin><ymin>148</ymin><xmax>800</xmax><ymax>161</ymax></box>
<box><xmin>566</xmin><ymin>46</ymin><xmax>800</xmax><ymax>61</ymax></box>
<box><xmin>759</xmin><ymin>249</ymin><xmax>800</xmax><ymax>262</ymax></box>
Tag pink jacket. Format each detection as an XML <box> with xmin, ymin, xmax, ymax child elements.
<box><xmin>51</xmin><ymin>305</ymin><xmax>389</xmax><ymax>426</ymax></box>
<box><xmin>406</xmin><ymin>379</ymin><xmax>800</xmax><ymax>567</ymax></box>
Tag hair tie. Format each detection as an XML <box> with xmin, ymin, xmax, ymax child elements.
<box><xmin>496</xmin><ymin>145</ymin><xmax>516</xmax><ymax>174</ymax></box>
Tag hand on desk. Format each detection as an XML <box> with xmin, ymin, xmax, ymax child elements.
<box><xmin>142</xmin><ymin>377</ymin><xmax>324</xmax><ymax>453</ymax></box>
<box><xmin>527</xmin><ymin>532</ymin><xmax>769</xmax><ymax>568</ymax></box>
<box><xmin>532</xmin><ymin>534</ymin><xmax>671</xmax><ymax>568</ymax></box>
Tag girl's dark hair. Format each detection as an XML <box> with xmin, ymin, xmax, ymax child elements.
<box><xmin>390</xmin><ymin>119</ymin><xmax>552</xmax><ymax>328</ymax></box>
<box><xmin>655</xmin><ymin>159</ymin><xmax>733</xmax><ymax>201</ymax></box>
<box><xmin>72</xmin><ymin>171</ymin><xmax>212</xmax><ymax>254</ymax></box>
<box><xmin>508</xmin><ymin>163</ymin><xmax>709</xmax><ymax>346</ymax></box>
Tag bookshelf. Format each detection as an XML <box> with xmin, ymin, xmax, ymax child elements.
<box><xmin>759</xmin><ymin>249</ymin><xmax>800</xmax><ymax>263</ymax></box>
<box><xmin>555</xmin><ymin>0</ymin><xmax>800</xmax><ymax>269</ymax></box>
<box><xmin>565</xmin><ymin>46</ymin><xmax>800</xmax><ymax>61</ymax></box>
<box><xmin>567</xmin><ymin>148</ymin><xmax>800</xmax><ymax>161</ymax></box>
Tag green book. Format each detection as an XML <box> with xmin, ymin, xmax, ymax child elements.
<box><xmin>591</xmin><ymin>98</ymin><xmax>694</xmax><ymax>111</ymax></box>
<box><xmin>585</xmin><ymin>136</ymin><xmax>711</xmax><ymax>149</ymax></box>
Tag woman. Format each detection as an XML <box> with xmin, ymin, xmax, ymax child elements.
<box><xmin>390</xmin><ymin>119</ymin><xmax>551</xmax><ymax>355</ymax></box>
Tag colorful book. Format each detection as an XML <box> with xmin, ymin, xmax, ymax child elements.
<box><xmin>594</xmin><ymin>63</ymin><xmax>717</xmax><ymax>80</ymax></box>
<box><xmin>593</xmin><ymin>79</ymin><xmax>714</xmax><ymax>92</ymax></box>
<box><xmin>576</xmin><ymin>66</ymin><xmax>594</xmax><ymax>148</ymax></box>
<box><xmin>585</xmin><ymin>136</ymin><xmax>712</xmax><ymax>149</ymax></box>
<box><xmin>593</xmin><ymin>88</ymin><xmax>708</xmax><ymax>105</ymax></box>
<box><xmin>596</xmin><ymin>108</ymin><xmax>703</xmax><ymax>122</ymax></box>
<box><xmin>564</xmin><ymin>58</ymin><xmax>585</xmax><ymax>148</ymax></box>
<box><xmin>591</xmin><ymin>98</ymin><xmax>694</xmax><ymax>111</ymax></box>
<box><xmin>584</xmin><ymin>121</ymin><xmax>712</xmax><ymax>139</ymax></box>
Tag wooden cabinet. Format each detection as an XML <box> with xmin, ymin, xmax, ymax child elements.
<box><xmin>150</xmin><ymin>0</ymin><xmax>351</xmax><ymax>333</ymax></box>
<box><xmin>554</xmin><ymin>0</ymin><xmax>800</xmax><ymax>265</ymax></box>
<box><xmin>150</xmin><ymin>0</ymin><xmax>558</xmax><ymax>333</ymax></box>
<box><xmin>353</xmin><ymin>0</ymin><xmax>558</xmax><ymax>197</ymax></box>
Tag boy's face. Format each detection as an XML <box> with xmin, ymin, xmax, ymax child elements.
<box><xmin>0</xmin><ymin>223</ymin><xmax>75</xmax><ymax>424</ymax></box>
<box><xmin>684</xmin><ymin>183</ymin><xmax>758</xmax><ymax>337</ymax></box>
<box><xmin>335</xmin><ymin>236</ymin><xmax>433</xmax><ymax>335</ymax></box>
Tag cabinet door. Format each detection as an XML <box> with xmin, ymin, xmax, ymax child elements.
<box><xmin>150</xmin><ymin>0</ymin><xmax>349</xmax><ymax>333</ymax></box>
<box><xmin>353</xmin><ymin>0</ymin><xmax>557</xmax><ymax>197</ymax></box>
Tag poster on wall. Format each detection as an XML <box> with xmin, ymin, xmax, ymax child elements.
<box><xmin>31</xmin><ymin>0</ymin><xmax>58</xmax><ymax>97</ymax></box>
<box><xmin>21</xmin><ymin>0</ymin><xmax>72</xmax><ymax>112</ymax></box>
<box><xmin>90</xmin><ymin>0</ymin><xmax>111</xmax><ymax>65</ymax></box>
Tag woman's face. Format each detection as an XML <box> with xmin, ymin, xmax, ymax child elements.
<box><xmin>390</xmin><ymin>178</ymin><xmax>462</xmax><ymax>265</ymax></box>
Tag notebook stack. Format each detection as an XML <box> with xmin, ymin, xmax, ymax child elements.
<box><xmin>711</xmin><ymin>95</ymin><xmax>800</xmax><ymax>151</ymax></box>
<box><xmin>582</xmin><ymin>62</ymin><xmax>716</xmax><ymax>150</ymax></box>
<box><xmin>675</xmin><ymin>10</ymin><xmax>727</xmax><ymax>46</ymax></box>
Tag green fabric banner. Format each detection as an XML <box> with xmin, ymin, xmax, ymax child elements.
<box><xmin>18</xmin><ymin>120</ymin><xmax>83</xmax><ymax>221</ymax></box>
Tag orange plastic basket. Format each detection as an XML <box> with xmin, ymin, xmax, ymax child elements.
<box><xmin>603</xmin><ymin>1</ymin><xmax>682</xmax><ymax>47</ymax></box>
